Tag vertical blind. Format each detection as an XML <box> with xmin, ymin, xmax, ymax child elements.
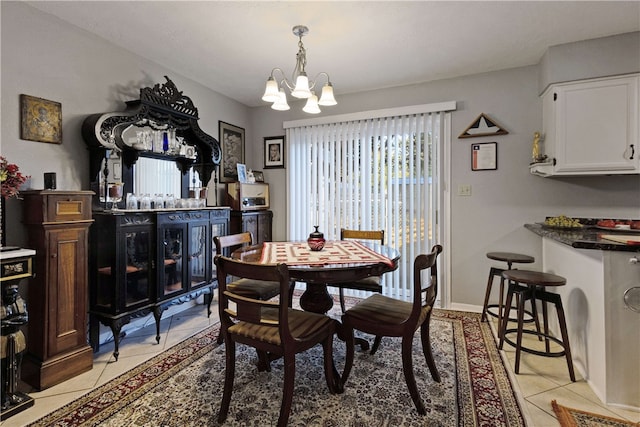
<box><xmin>134</xmin><ymin>156</ymin><xmax>182</xmax><ymax>197</ymax></box>
<box><xmin>285</xmin><ymin>104</ymin><xmax>453</xmax><ymax>301</ymax></box>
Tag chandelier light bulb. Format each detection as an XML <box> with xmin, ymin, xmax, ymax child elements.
<box><xmin>262</xmin><ymin>77</ymin><xmax>280</xmax><ymax>103</ymax></box>
<box><xmin>272</xmin><ymin>88</ymin><xmax>290</xmax><ymax>111</ymax></box>
<box><xmin>302</xmin><ymin>93</ymin><xmax>321</xmax><ymax>114</ymax></box>
<box><xmin>291</xmin><ymin>73</ymin><xmax>312</xmax><ymax>99</ymax></box>
<box><xmin>318</xmin><ymin>82</ymin><xmax>337</xmax><ymax>106</ymax></box>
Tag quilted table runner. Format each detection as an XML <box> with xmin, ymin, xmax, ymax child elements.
<box><xmin>259</xmin><ymin>241</ymin><xmax>394</xmax><ymax>267</ymax></box>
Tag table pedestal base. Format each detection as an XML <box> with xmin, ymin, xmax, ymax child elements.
<box><xmin>299</xmin><ymin>283</ymin><xmax>334</xmax><ymax>314</ymax></box>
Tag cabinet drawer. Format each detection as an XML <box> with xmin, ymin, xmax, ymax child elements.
<box><xmin>0</xmin><ymin>256</ymin><xmax>34</xmax><ymax>282</ymax></box>
<box><xmin>23</xmin><ymin>191</ymin><xmax>93</xmax><ymax>224</ymax></box>
<box><xmin>46</xmin><ymin>194</ymin><xmax>92</xmax><ymax>222</ymax></box>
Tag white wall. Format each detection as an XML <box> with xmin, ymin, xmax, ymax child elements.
<box><xmin>1</xmin><ymin>2</ymin><xmax>250</xmax><ymax>246</ymax></box>
<box><xmin>2</xmin><ymin>2</ymin><xmax>639</xmax><ymax>309</ymax></box>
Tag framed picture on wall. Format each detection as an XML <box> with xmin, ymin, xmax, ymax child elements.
<box><xmin>20</xmin><ymin>94</ymin><xmax>62</xmax><ymax>144</ymax></box>
<box><xmin>264</xmin><ymin>136</ymin><xmax>285</xmax><ymax>169</ymax></box>
<box><xmin>471</xmin><ymin>142</ymin><xmax>497</xmax><ymax>171</ymax></box>
<box><xmin>219</xmin><ymin>121</ymin><xmax>245</xmax><ymax>182</ymax></box>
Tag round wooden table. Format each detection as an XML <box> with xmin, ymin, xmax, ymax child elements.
<box><xmin>232</xmin><ymin>241</ymin><xmax>400</xmax><ymax>314</ymax></box>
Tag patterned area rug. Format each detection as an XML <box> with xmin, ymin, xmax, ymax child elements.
<box><xmin>552</xmin><ymin>400</ymin><xmax>640</xmax><ymax>427</ymax></box>
<box><xmin>28</xmin><ymin>305</ymin><xmax>525</xmax><ymax>426</ymax></box>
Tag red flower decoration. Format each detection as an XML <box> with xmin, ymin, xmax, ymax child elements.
<box><xmin>0</xmin><ymin>156</ymin><xmax>29</xmax><ymax>199</ymax></box>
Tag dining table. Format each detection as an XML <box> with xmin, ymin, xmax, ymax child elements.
<box><xmin>231</xmin><ymin>240</ymin><xmax>400</xmax><ymax>314</ymax></box>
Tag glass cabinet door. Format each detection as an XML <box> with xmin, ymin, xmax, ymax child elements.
<box><xmin>123</xmin><ymin>229</ymin><xmax>152</xmax><ymax>307</ymax></box>
<box><xmin>160</xmin><ymin>225</ymin><xmax>186</xmax><ymax>297</ymax></box>
<box><xmin>188</xmin><ymin>222</ymin><xmax>208</xmax><ymax>288</ymax></box>
<box><xmin>211</xmin><ymin>219</ymin><xmax>228</xmax><ymax>280</ymax></box>
<box><xmin>94</xmin><ymin>222</ymin><xmax>153</xmax><ymax>311</ymax></box>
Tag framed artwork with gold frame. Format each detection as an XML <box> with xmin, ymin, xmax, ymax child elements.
<box><xmin>20</xmin><ymin>94</ymin><xmax>62</xmax><ymax>144</ymax></box>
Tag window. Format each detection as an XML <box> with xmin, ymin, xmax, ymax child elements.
<box><xmin>285</xmin><ymin>103</ymin><xmax>454</xmax><ymax>300</ymax></box>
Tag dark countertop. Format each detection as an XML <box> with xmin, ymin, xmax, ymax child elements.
<box><xmin>525</xmin><ymin>223</ymin><xmax>640</xmax><ymax>252</ymax></box>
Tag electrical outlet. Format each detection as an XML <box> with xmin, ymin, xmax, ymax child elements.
<box><xmin>457</xmin><ymin>184</ymin><xmax>472</xmax><ymax>196</ymax></box>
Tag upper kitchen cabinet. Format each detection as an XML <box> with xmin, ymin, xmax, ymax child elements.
<box><xmin>531</xmin><ymin>74</ymin><xmax>639</xmax><ymax>176</ymax></box>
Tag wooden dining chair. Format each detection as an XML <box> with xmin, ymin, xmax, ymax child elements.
<box><xmin>335</xmin><ymin>228</ymin><xmax>386</xmax><ymax>312</ymax></box>
<box><xmin>213</xmin><ymin>232</ymin><xmax>281</xmax><ymax>344</ymax></box>
<box><xmin>215</xmin><ymin>255</ymin><xmax>342</xmax><ymax>427</ymax></box>
<box><xmin>341</xmin><ymin>244</ymin><xmax>443</xmax><ymax>415</ymax></box>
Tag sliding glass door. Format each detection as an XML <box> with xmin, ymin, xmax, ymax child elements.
<box><xmin>286</xmin><ymin>104</ymin><xmax>453</xmax><ymax>301</ymax></box>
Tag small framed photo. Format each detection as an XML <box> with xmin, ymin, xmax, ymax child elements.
<box><xmin>20</xmin><ymin>94</ymin><xmax>62</xmax><ymax>144</ymax></box>
<box><xmin>253</xmin><ymin>170</ymin><xmax>264</xmax><ymax>182</ymax></box>
<box><xmin>236</xmin><ymin>163</ymin><xmax>247</xmax><ymax>183</ymax></box>
<box><xmin>264</xmin><ymin>136</ymin><xmax>285</xmax><ymax>169</ymax></box>
<box><xmin>219</xmin><ymin>121</ymin><xmax>245</xmax><ymax>182</ymax></box>
<box><xmin>471</xmin><ymin>142</ymin><xmax>497</xmax><ymax>171</ymax></box>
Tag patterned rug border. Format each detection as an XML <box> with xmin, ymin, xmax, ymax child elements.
<box><xmin>552</xmin><ymin>400</ymin><xmax>640</xmax><ymax>427</ymax></box>
<box><xmin>29</xmin><ymin>307</ymin><xmax>525</xmax><ymax>427</ymax></box>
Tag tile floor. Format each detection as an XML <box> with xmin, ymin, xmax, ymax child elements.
<box><xmin>1</xmin><ymin>300</ymin><xmax>638</xmax><ymax>427</ymax></box>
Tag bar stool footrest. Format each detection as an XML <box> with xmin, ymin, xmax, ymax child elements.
<box><xmin>485</xmin><ymin>304</ymin><xmax>536</xmax><ymax>323</ymax></box>
<box><xmin>503</xmin><ymin>329</ymin><xmax>567</xmax><ymax>358</ymax></box>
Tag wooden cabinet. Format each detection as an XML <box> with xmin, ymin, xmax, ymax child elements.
<box><xmin>89</xmin><ymin>208</ymin><xmax>229</xmax><ymax>360</ymax></box>
<box><xmin>532</xmin><ymin>74</ymin><xmax>639</xmax><ymax>176</ymax></box>
<box><xmin>230</xmin><ymin>210</ymin><xmax>272</xmax><ymax>244</ymax></box>
<box><xmin>21</xmin><ymin>191</ymin><xmax>94</xmax><ymax>390</ymax></box>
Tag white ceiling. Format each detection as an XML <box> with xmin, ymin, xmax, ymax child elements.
<box><xmin>26</xmin><ymin>1</ymin><xmax>640</xmax><ymax>107</ymax></box>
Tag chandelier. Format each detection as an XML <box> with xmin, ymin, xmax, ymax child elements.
<box><xmin>261</xmin><ymin>25</ymin><xmax>337</xmax><ymax>114</ymax></box>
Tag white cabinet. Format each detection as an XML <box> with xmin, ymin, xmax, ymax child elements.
<box><xmin>531</xmin><ymin>74</ymin><xmax>639</xmax><ymax>176</ymax></box>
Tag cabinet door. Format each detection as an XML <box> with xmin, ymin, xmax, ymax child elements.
<box><xmin>158</xmin><ymin>223</ymin><xmax>187</xmax><ymax>299</ymax></box>
<box><xmin>257</xmin><ymin>211</ymin><xmax>273</xmax><ymax>243</ymax></box>
<box><xmin>47</xmin><ymin>227</ymin><xmax>89</xmax><ymax>356</ymax></box>
<box><xmin>122</xmin><ymin>227</ymin><xmax>154</xmax><ymax>309</ymax></box>
<box><xmin>552</xmin><ymin>76</ymin><xmax>638</xmax><ymax>173</ymax></box>
<box><xmin>242</xmin><ymin>213</ymin><xmax>260</xmax><ymax>243</ymax></box>
<box><xmin>211</xmin><ymin>214</ymin><xmax>229</xmax><ymax>280</ymax></box>
<box><xmin>187</xmin><ymin>220</ymin><xmax>209</xmax><ymax>289</ymax></box>
<box><xmin>94</xmin><ymin>219</ymin><xmax>154</xmax><ymax>313</ymax></box>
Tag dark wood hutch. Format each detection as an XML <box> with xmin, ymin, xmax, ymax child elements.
<box><xmin>82</xmin><ymin>77</ymin><xmax>229</xmax><ymax>360</ymax></box>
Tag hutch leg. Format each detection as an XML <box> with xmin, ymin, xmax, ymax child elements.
<box><xmin>153</xmin><ymin>307</ymin><xmax>166</xmax><ymax>344</ymax></box>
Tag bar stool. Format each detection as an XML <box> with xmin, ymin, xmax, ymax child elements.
<box><xmin>481</xmin><ymin>252</ymin><xmax>535</xmax><ymax>328</ymax></box>
<box><xmin>498</xmin><ymin>269</ymin><xmax>576</xmax><ymax>382</ymax></box>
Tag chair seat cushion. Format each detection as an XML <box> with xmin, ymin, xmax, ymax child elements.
<box><xmin>227</xmin><ymin>278</ymin><xmax>280</xmax><ymax>300</ymax></box>
<box><xmin>229</xmin><ymin>309</ymin><xmax>335</xmax><ymax>345</ymax></box>
<box><xmin>335</xmin><ymin>276</ymin><xmax>382</xmax><ymax>292</ymax></box>
<box><xmin>345</xmin><ymin>293</ymin><xmax>429</xmax><ymax>327</ymax></box>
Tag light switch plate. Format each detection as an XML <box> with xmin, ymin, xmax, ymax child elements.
<box><xmin>457</xmin><ymin>184</ymin><xmax>472</xmax><ymax>196</ymax></box>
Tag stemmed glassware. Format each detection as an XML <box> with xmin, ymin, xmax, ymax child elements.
<box><xmin>107</xmin><ymin>183</ymin><xmax>123</xmax><ymax>210</ymax></box>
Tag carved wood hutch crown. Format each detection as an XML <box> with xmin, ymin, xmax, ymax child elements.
<box><xmin>82</xmin><ymin>76</ymin><xmax>221</xmax><ymax>208</ymax></box>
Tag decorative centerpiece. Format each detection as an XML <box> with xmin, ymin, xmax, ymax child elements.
<box><xmin>307</xmin><ymin>226</ymin><xmax>325</xmax><ymax>251</ymax></box>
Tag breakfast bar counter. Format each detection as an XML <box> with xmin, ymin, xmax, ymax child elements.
<box><xmin>524</xmin><ymin>223</ymin><xmax>640</xmax><ymax>252</ymax></box>
<box><xmin>524</xmin><ymin>221</ymin><xmax>640</xmax><ymax>411</ymax></box>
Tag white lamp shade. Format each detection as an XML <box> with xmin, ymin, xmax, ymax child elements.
<box><xmin>291</xmin><ymin>74</ymin><xmax>312</xmax><ymax>98</ymax></box>
<box><xmin>302</xmin><ymin>94</ymin><xmax>321</xmax><ymax>114</ymax></box>
<box><xmin>318</xmin><ymin>83</ymin><xmax>337</xmax><ymax>106</ymax></box>
<box><xmin>272</xmin><ymin>88</ymin><xmax>290</xmax><ymax>111</ymax></box>
<box><xmin>262</xmin><ymin>77</ymin><xmax>280</xmax><ymax>103</ymax></box>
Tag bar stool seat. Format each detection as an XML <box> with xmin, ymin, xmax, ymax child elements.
<box><xmin>481</xmin><ymin>252</ymin><xmax>535</xmax><ymax>325</ymax></box>
<box><xmin>498</xmin><ymin>269</ymin><xmax>576</xmax><ymax>382</ymax></box>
